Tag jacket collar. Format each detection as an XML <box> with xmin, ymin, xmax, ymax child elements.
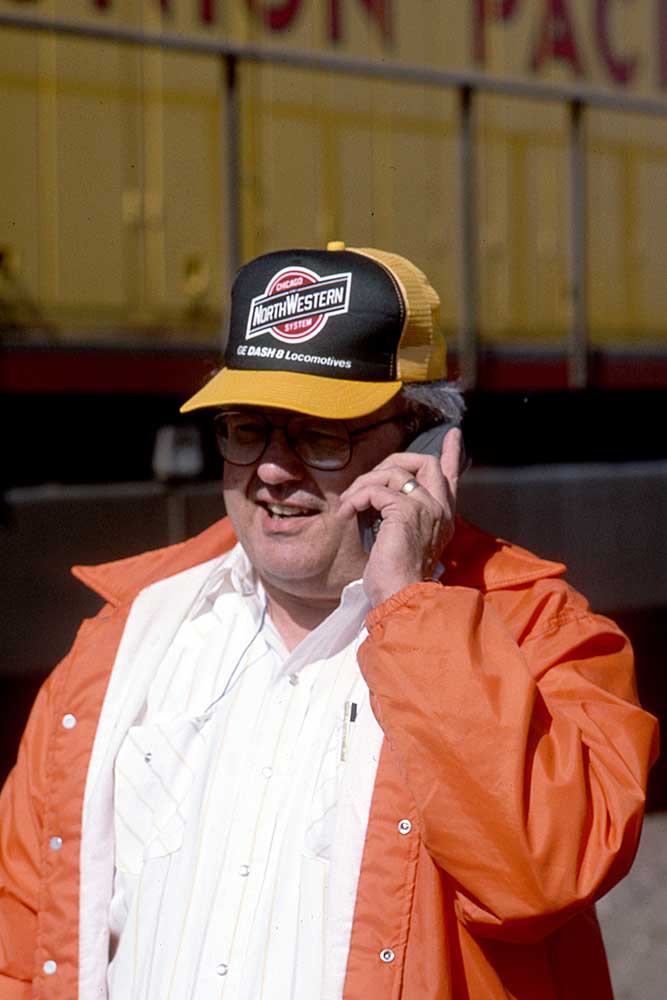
<box><xmin>72</xmin><ymin>515</ymin><xmax>564</xmax><ymax>608</ymax></box>
<box><xmin>444</xmin><ymin>516</ymin><xmax>565</xmax><ymax>591</ymax></box>
<box><xmin>72</xmin><ymin>518</ymin><xmax>237</xmax><ymax>607</ymax></box>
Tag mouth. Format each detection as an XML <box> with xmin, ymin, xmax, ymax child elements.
<box><xmin>259</xmin><ymin>501</ymin><xmax>319</xmax><ymax>520</ymax></box>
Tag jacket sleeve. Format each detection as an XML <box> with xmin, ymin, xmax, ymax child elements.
<box><xmin>0</xmin><ymin>665</ymin><xmax>65</xmax><ymax>995</ymax></box>
<box><xmin>359</xmin><ymin>580</ymin><xmax>659</xmax><ymax>944</ymax></box>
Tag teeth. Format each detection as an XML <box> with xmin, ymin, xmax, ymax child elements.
<box><xmin>266</xmin><ymin>503</ymin><xmax>312</xmax><ymax>517</ymax></box>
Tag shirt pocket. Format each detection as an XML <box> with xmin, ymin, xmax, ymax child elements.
<box><xmin>113</xmin><ymin>716</ymin><xmax>206</xmax><ymax>875</ymax></box>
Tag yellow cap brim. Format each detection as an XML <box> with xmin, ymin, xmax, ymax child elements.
<box><xmin>180</xmin><ymin>367</ymin><xmax>402</xmax><ymax>420</ymax></box>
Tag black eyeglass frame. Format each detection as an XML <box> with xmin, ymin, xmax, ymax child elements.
<box><xmin>212</xmin><ymin>409</ymin><xmax>413</xmax><ymax>471</ymax></box>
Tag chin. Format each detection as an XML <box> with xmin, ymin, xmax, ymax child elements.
<box><xmin>257</xmin><ymin>544</ymin><xmax>365</xmax><ymax>599</ymax></box>
<box><xmin>259</xmin><ymin>551</ymin><xmax>333</xmax><ymax>589</ymax></box>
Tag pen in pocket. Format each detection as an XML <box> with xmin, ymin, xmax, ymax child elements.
<box><xmin>340</xmin><ymin>701</ymin><xmax>357</xmax><ymax>762</ymax></box>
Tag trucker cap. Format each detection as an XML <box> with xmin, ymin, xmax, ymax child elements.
<box><xmin>180</xmin><ymin>240</ymin><xmax>446</xmax><ymax>420</ymax></box>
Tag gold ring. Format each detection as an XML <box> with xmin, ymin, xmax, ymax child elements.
<box><xmin>400</xmin><ymin>477</ymin><xmax>420</xmax><ymax>496</ymax></box>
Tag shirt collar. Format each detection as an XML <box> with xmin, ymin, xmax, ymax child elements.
<box><xmin>195</xmin><ymin>543</ymin><xmax>370</xmax><ymax>670</ymax></box>
<box><xmin>278</xmin><ymin>577</ymin><xmax>370</xmax><ymax>676</ymax></box>
<box><xmin>198</xmin><ymin>542</ymin><xmax>259</xmax><ymax>602</ymax></box>
<box><xmin>182</xmin><ymin>543</ymin><xmax>261</xmax><ymax>628</ymax></box>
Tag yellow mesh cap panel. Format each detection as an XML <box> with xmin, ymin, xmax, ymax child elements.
<box><xmin>349</xmin><ymin>247</ymin><xmax>446</xmax><ymax>382</ymax></box>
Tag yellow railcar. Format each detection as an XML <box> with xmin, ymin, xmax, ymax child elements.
<box><xmin>1</xmin><ymin>0</ymin><xmax>666</xmax><ymax>389</ymax></box>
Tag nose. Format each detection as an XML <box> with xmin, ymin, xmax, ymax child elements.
<box><xmin>255</xmin><ymin>427</ymin><xmax>306</xmax><ymax>485</ymax></box>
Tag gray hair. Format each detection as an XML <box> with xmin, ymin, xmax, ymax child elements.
<box><xmin>399</xmin><ymin>380</ymin><xmax>466</xmax><ymax>428</ymax></box>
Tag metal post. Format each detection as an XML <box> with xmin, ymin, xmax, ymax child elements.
<box><xmin>166</xmin><ymin>490</ymin><xmax>188</xmax><ymax>545</ymax></box>
<box><xmin>567</xmin><ymin>100</ymin><xmax>588</xmax><ymax>389</ymax></box>
<box><xmin>222</xmin><ymin>54</ymin><xmax>241</xmax><ymax>351</ymax></box>
<box><xmin>459</xmin><ymin>85</ymin><xmax>478</xmax><ymax>389</ymax></box>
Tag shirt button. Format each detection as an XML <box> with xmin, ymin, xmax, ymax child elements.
<box><xmin>61</xmin><ymin>714</ymin><xmax>77</xmax><ymax>730</ymax></box>
<box><xmin>398</xmin><ymin>819</ymin><xmax>412</xmax><ymax>835</ymax></box>
<box><xmin>261</xmin><ymin>766</ymin><xmax>273</xmax><ymax>779</ymax></box>
<box><xmin>380</xmin><ymin>948</ymin><xmax>395</xmax><ymax>963</ymax></box>
<box><xmin>288</xmin><ymin>673</ymin><xmax>299</xmax><ymax>686</ymax></box>
<box><xmin>49</xmin><ymin>836</ymin><xmax>63</xmax><ymax>851</ymax></box>
<box><xmin>239</xmin><ymin>864</ymin><xmax>250</xmax><ymax>877</ymax></box>
<box><xmin>43</xmin><ymin>959</ymin><xmax>58</xmax><ymax>975</ymax></box>
<box><xmin>216</xmin><ymin>963</ymin><xmax>229</xmax><ymax>976</ymax></box>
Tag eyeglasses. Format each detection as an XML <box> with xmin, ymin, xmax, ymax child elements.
<box><xmin>213</xmin><ymin>410</ymin><xmax>408</xmax><ymax>471</ymax></box>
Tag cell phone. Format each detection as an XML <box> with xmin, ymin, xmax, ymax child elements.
<box><xmin>358</xmin><ymin>420</ymin><xmax>459</xmax><ymax>552</ymax></box>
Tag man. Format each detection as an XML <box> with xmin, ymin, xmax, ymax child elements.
<box><xmin>0</xmin><ymin>242</ymin><xmax>658</xmax><ymax>999</ymax></box>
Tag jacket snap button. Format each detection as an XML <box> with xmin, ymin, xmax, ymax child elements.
<box><xmin>43</xmin><ymin>960</ymin><xmax>57</xmax><ymax>975</ymax></box>
<box><xmin>49</xmin><ymin>836</ymin><xmax>63</xmax><ymax>851</ymax></box>
<box><xmin>61</xmin><ymin>714</ymin><xmax>77</xmax><ymax>730</ymax></box>
<box><xmin>380</xmin><ymin>948</ymin><xmax>395</xmax><ymax>963</ymax></box>
<box><xmin>398</xmin><ymin>819</ymin><xmax>412</xmax><ymax>835</ymax></box>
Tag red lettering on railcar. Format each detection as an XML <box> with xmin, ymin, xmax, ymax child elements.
<box><xmin>328</xmin><ymin>0</ymin><xmax>392</xmax><ymax>44</ymax></box>
<box><xmin>246</xmin><ymin>0</ymin><xmax>302</xmax><ymax>31</ymax></box>
<box><xmin>530</xmin><ymin>0</ymin><xmax>584</xmax><ymax>76</ymax></box>
<box><xmin>472</xmin><ymin>0</ymin><xmax>520</xmax><ymax>65</ymax></box>
<box><xmin>596</xmin><ymin>0</ymin><xmax>638</xmax><ymax>84</ymax></box>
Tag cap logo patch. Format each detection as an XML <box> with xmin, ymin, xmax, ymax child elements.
<box><xmin>245</xmin><ymin>266</ymin><xmax>351</xmax><ymax>344</ymax></box>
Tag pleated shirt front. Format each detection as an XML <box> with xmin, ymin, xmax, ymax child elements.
<box><xmin>107</xmin><ymin>544</ymin><xmax>382</xmax><ymax>1000</ymax></box>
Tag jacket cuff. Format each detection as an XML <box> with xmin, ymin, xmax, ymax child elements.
<box><xmin>365</xmin><ymin>581</ymin><xmax>445</xmax><ymax>631</ymax></box>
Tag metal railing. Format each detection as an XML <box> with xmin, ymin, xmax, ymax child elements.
<box><xmin>3</xmin><ymin>8</ymin><xmax>667</xmax><ymax>388</ymax></box>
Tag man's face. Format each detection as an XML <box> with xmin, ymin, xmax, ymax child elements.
<box><xmin>222</xmin><ymin>401</ymin><xmax>407</xmax><ymax>603</ymax></box>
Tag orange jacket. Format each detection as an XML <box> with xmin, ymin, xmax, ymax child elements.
<box><xmin>0</xmin><ymin>517</ymin><xmax>658</xmax><ymax>999</ymax></box>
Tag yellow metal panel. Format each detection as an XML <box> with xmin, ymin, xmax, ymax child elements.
<box><xmin>242</xmin><ymin>65</ymin><xmax>326</xmax><ymax>252</ymax></box>
<box><xmin>240</xmin><ymin>66</ymin><xmax>461</xmax><ymax>330</ymax></box>
<box><xmin>587</xmin><ymin>108</ymin><xmax>667</xmax><ymax>344</ymax></box>
<box><xmin>0</xmin><ymin>29</ymin><xmax>41</xmax><ymax>324</ymax></box>
<box><xmin>636</xmin><ymin>154</ymin><xmax>667</xmax><ymax>333</ymax></box>
<box><xmin>348</xmin><ymin>81</ymin><xmax>461</xmax><ymax>337</ymax></box>
<box><xmin>2</xmin><ymin>2</ymin><xmax>667</xmax><ymax>351</ymax></box>
<box><xmin>477</xmin><ymin>95</ymin><xmax>569</xmax><ymax>345</ymax></box>
<box><xmin>51</xmin><ymin>37</ymin><xmax>129</xmax><ymax>318</ymax></box>
<box><xmin>160</xmin><ymin>53</ymin><xmax>222</xmax><ymax>326</ymax></box>
<box><xmin>0</xmin><ymin>24</ymin><xmax>226</xmax><ymax>340</ymax></box>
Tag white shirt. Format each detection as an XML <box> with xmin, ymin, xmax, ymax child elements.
<box><xmin>106</xmin><ymin>544</ymin><xmax>383</xmax><ymax>1000</ymax></box>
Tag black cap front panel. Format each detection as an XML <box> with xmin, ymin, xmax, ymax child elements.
<box><xmin>224</xmin><ymin>250</ymin><xmax>405</xmax><ymax>382</ymax></box>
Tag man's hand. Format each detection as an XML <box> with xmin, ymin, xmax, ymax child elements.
<box><xmin>338</xmin><ymin>427</ymin><xmax>462</xmax><ymax>607</ymax></box>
